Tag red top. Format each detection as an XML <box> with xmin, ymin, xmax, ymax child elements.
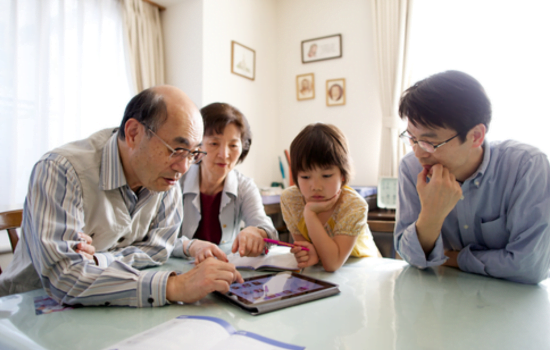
<box><xmin>193</xmin><ymin>191</ymin><xmax>223</xmax><ymax>244</ymax></box>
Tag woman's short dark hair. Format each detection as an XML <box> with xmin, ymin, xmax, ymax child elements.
<box><xmin>118</xmin><ymin>88</ymin><xmax>167</xmax><ymax>140</ymax></box>
<box><xmin>398</xmin><ymin>70</ymin><xmax>492</xmax><ymax>142</ymax></box>
<box><xmin>200</xmin><ymin>103</ymin><xmax>252</xmax><ymax>164</ymax></box>
<box><xmin>290</xmin><ymin>123</ymin><xmax>352</xmax><ymax>187</ymax></box>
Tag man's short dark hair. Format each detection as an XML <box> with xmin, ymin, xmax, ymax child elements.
<box><xmin>200</xmin><ymin>102</ymin><xmax>252</xmax><ymax>164</ymax></box>
<box><xmin>118</xmin><ymin>88</ymin><xmax>167</xmax><ymax>140</ymax></box>
<box><xmin>290</xmin><ymin>123</ymin><xmax>352</xmax><ymax>187</ymax></box>
<box><xmin>398</xmin><ymin>70</ymin><xmax>492</xmax><ymax>142</ymax></box>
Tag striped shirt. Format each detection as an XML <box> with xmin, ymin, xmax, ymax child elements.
<box><xmin>0</xmin><ymin>131</ymin><xmax>183</xmax><ymax>307</ymax></box>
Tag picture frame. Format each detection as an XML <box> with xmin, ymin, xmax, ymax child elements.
<box><xmin>326</xmin><ymin>78</ymin><xmax>346</xmax><ymax>107</ymax></box>
<box><xmin>231</xmin><ymin>41</ymin><xmax>255</xmax><ymax>80</ymax></box>
<box><xmin>301</xmin><ymin>34</ymin><xmax>342</xmax><ymax>63</ymax></box>
<box><xmin>296</xmin><ymin>73</ymin><xmax>315</xmax><ymax>101</ymax></box>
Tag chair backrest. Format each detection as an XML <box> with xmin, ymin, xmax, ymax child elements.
<box><xmin>0</xmin><ymin>209</ymin><xmax>23</xmax><ymax>274</ymax></box>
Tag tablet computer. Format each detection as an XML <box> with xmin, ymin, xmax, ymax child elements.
<box><xmin>214</xmin><ymin>271</ymin><xmax>340</xmax><ymax>315</ymax></box>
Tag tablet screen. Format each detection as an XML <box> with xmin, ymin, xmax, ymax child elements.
<box><xmin>226</xmin><ymin>272</ymin><xmax>335</xmax><ymax>305</ymax></box>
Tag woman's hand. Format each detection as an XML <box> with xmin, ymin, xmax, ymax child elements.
<box><xmin>304</xmin><ymin>190</ymin><xmax>341</xmax><ymax>214</ymax></box>
<box><xmin>189</xmin><ymin>240</ymin><xmax>228</xmax><ymax>264</ymax></box>
<box><xmin>231</xmin><ymin>227</ymin><xmax>267</xmax><ymax>257</ymax></box>
<box><xmin>291</xmin><ymin>240</ymin><xmax>319</xmax><ymax>268</ymax></box>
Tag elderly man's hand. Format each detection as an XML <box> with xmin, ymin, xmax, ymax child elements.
<box><xmin>166</xmin><ymin>258</ymin><xmax>244</xmax><ymax>303</ymax></box>
<box><xmin>75</xmin><ymin>232</ymin><xmax>96</xmax><ymax>262</ymax></box>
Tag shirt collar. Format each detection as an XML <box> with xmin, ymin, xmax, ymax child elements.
<box><xmin>182</xmin><ymin>164</ymin><xmax>201</xmax><ymax>194</ymax></box>
<box><xmin>99</xmin><ymin>130</ymin><xmax>128</xmax><ymax>191</ymax></box>
<box><xmin>181</xmin><ymin>163</ymin><xmax>238</xmax><ymax>197</ymax></box>
<box><xmin>464</xmin><ymin>140</ymin><xmax>491</xmax><ymax>186</ymax></box>
<box><xmin>223</xmin><ymin>168</ymin><xmax>238</xmax><ymax>197</ymax></box>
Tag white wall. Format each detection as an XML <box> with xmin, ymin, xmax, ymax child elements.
<box><xmin>162</xmin><ymin>0</ymin><xmax>280</xmax><ymax>188</ymax></box>
<box><xmin>161</xmin><ymin>0</ymin><xmax>382</xmax><ymax>187</ymax></box>
<box><xmin>275</xmin><ymin>0</ymin><xmax>382</xmax><ymax>187</ymax></box>
<box><xmin>201</xmin><ymin>0</ymin><xmax>280</xmax><ymax>188</ymax></box>
<box><xmin>162</xmin><ymin>0</ymin><xmax>204</xmax><ymax>107</ymax></box>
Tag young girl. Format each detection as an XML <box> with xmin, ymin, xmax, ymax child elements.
<box><xmin>281</xmin><ymin>123</ymin><xmax>380</xmax><ymax>271</ymax></box>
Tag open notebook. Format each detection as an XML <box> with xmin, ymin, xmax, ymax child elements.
<box><xmin>105</xmin><ymin>315</ymin><xmax>305</xmax><ymax>350</ymax></box>
<box><xmin>227</xmin><ymin>246</ymin><xmax>300</xmax><ymax>272</ymax></box>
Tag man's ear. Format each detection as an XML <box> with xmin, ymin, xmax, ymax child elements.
<box><xmin>124</xmin><ymin>118</ymin><xmax>142</xmax><ymax>150</ymax></box>
<box><xmin>469</xmin><ymin>123</ymin><xmax>486</xmax><ymax>148</ymax></box>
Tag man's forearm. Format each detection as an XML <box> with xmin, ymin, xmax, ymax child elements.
<box><xmin>415</xmin><ymin>212</ymin><xmax>445</xmax><ymax>255</ymax></box>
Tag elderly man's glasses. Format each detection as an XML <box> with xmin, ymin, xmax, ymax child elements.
<box><xmin>143</xmin><ymin>124</ymin><xmax>206</xmax><ymax>164</ymax></box>
<box><xmin>399</xmin><ymin>130</ymin><xmax>459</xmax><ymax>153</ymax></box>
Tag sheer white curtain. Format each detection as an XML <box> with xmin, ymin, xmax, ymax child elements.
<box><xmin>122</xmin><ymin>0</ymin><xmax>165</xmax><ymax>93</ymax></box>
<box><xmin>0</xmin><ymin>0</ymin><xmax>132</xmax><ymax>211</ymax></box>
<box><xmin>372</xmin><ymin>0</ymin><xmax>413</xmax><ymax>179</ymax></box>
<box><xmin>409</xmin><ymin>0</ymin><xmax>550</xmax><ymax>155</ymax></box>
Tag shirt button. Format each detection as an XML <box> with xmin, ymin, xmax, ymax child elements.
<box><xmin>222</xmin><ymin>240</ymin><xmax>226</xmax><ymax>244</ymax></box>
<box><xmin>460</xmin><ymin>196</ymin><xmax>464</xmax><ymax>200</ymax></box>
<box><xmin>223</xmin><ymin>224</ymin><xmax>227</xmax><ymax>228</ymax></box>
<box><xmin>475</xmin><ymin>181</ymin><xmax>480</xmax><ymax>186</ymax></box>
<box><xmin>464</xmin><ymin>225</ymin><xmax>469</xmax><ymax>229</ymax></box>
<box><xmin>148</xmin><ymin>297</ymin><xmax>154</xmax><ymax>304</ymax></box>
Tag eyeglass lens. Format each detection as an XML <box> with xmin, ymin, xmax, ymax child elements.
<box><xmin>171</xmin><ymin>150</ymin><xmax>205</xmax><ymax>164</ymax></box>
<box><xmin>401</xmin><ymin>133</ymin><xmax>435</xmax><ymax>153</ymax></box>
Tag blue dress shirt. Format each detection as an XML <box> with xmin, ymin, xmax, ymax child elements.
<box><xmin>395</xmin><ymin>140</ymin><xmax>550</xmax><ymax>284</ymax></box>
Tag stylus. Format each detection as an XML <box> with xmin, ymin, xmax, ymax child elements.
<box><xmin>263</xmin><ymin>238</ymin><xmax>310</xmax><ymax>251</ymax></box>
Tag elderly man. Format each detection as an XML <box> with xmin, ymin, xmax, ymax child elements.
<box><xmin>0</xmin><ymin>86</ymin><xmax>242</xmax><ymax>306</ymax></box>
<box><xmin>395</xmin><ymin>70</ymin><xmax>550</xmax><ymax>284</ymax></box>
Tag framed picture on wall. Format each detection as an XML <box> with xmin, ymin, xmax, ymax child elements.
<box><xmin>326</xmin><ymin>78</ymin><xmax>346</xmax><ymax>106</ymax></box>
<box><xmin>231</xmin><ymin>41</ymin><xmax>255</xmax><ymax>80</ymax></box>
<box><xmin>301</xmin><ymin>34</ymin><xmax>342</xmax><ymax>63</ymax></box>
<box><xmin>296</xmin><ymin>73</ymin><xmax>315</xmax><ymax>101</ymax></box>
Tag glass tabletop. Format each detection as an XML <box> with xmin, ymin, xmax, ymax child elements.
<box><xmin>1</xmin><ymin>257</ymin><xmax>548</xmax><ymax>350</ymax></box>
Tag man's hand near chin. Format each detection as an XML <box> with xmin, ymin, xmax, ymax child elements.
<box><xmin>415</xmin><ymin>164</ymin><xmax>462</xmax><ymax>254</ymax></box>
<box><xmin>443</xmin><ymin>250</ymin><xmax>459</xmax><ymax>268</ymax></box>
<box><xmin>165</xmin><ymin>257</ymin><xmax>243</xmax><ymax>304</ymax></box>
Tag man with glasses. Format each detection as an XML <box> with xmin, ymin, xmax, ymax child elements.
<box><xmin>0</xmin><ymin>86</ymin><xmax>243</xmax><ymax>305</ymax></box>
<box><xmin>394</xmin><ymin>70</ymin><xmax>550</xmax><ymax>284</ymax></box>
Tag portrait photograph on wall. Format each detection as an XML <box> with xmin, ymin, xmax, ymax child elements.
<box><xmin>231</xmin><ymin>40</ymin><xmax>255</xmax><ymax>80</ymax></box>
<box><xmin>296</xmin><ymin>73</ymin><xmax>315</xmax><ymax>101</ymax></box>
<box><xmin>326</xmin><ymin>78</ymin><xmax>346</xmax><ymax>106</ymax></box>
<box><xmin>301</xmin><ymin>34</ymin><xmax>342</xmax><ymax>63</ymax></box>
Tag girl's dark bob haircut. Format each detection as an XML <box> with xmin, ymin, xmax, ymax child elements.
<box><xmin>290</xmin><ymin>123</ymin><xmax>352</xmax><ymax>187</ymax></box>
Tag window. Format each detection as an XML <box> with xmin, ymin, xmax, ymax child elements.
<box><xmin>409</xmin><ymin>0</ymin><xmax>550</xmax><ymax>154</ymax></box>
<box><xmin>0</xmin><ymin>0</ymin><xmax>131</xmax><ymax>210</ymax></box>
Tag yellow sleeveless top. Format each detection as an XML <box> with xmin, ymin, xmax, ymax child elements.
<box><xmin>280</xmin><ymin>185</ymin><xmax>380</xmax><ymax>257</ymax></box>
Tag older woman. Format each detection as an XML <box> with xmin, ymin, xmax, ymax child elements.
<box><xmin>172</xmin><ymin>102</ymin><xmax>277</xmax><ymax>263</ymax></box>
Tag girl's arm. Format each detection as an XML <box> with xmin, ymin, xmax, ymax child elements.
<box><xmin>280</xmin><ymin>189</ymin><xmax>320</xmax><ymax>268</ymax></box>
<box><xmin>303</xmin><ymin>208</ymin><xmax>358</xmax><ymax>271</ymax></box>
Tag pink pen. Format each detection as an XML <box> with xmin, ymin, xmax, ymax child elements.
<box><xmin>263</xmin><ymin>238</ymin><xmax>310</xmax><ymax>251</ymax></box>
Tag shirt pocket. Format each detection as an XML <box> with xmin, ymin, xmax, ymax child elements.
<box><xmin>480</xmin><ymin>217</ymin><xmax>509</xmax><ymax>249</ymax></box>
